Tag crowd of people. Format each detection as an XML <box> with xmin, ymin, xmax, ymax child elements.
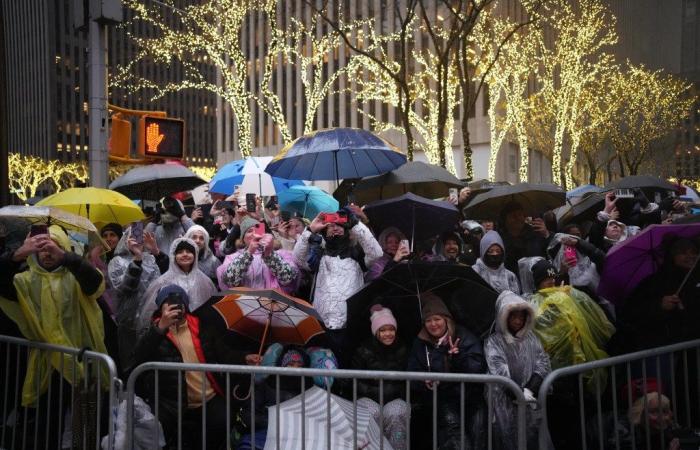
<box><xmin>1</xmin><ymin>184</ymin><xmax>699</xmax><ymax>450</ymax></box>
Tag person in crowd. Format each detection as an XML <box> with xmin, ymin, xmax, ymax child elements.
<box><xmin>145</xmin><ymin>196</ymin><xmax>195</xmax><ymax>256</ymax></box>
<box><xmin>139</xmin><ymin>237</ymin><xmax>217</xmax><ymax>331</ymax></box>
<box><xmin>207</xmin><ymin>200</ymin><xmax>240</xmax><ymax>257</ymax></box>
<box><xmin>473</xmin><ymin>230</ymin><xmax>520</xmax><ymax>294</ymax></box>
<box><xmin>407</xmin><ymin>293</ymin><xmax>486</xmax><ymax>450</ymax></box>
<box><xmin>218</xmin><ymin>216</ymin><xmax>299</xmax><ymax>292</ymax></box>
<box><xmin>0</xmin><ymin>225</ymin><xmax>109</xmax><ymax>448</ymax></box>
<box><xmin>293</xmin><ymin>208</ymin><xmax>382</xmax><ymax>365</ymax></box>
<box><xmin>485</xmin><ymin>290</ymin><xmax>551</xmax><ymax>450</ymax></box>
<box><xmin>107</xmin><ymin>226</ymin><xmax>162</xmax><ymax>370</ymax></box>
<box><xmin>432</xmin><ymin>230</ymin><xmax>476</xmax><ymax>265</ymax></box>
<box><xmin>99</xmin><ymin>222</ymin><xmax>123</xmax><ymax>264</ymax></box>
<box><xmin>589</xmin><ymin>191</ymin><xmax>660</xmax><ymax>253</ymax></box>
<box><xmin>184</xmin><ymin>225</ymin><xmax>221</xmax><ymax>283</ymax></box>
<box><xmin>459</xmin><ymin>220</ymin><xmax>483</xmax><ymax>262</ymax></box>
<box><xmin>133</xmin><ymin>284</ymin><xmax>259</xmax><ymax>450</ymax></box>
<box><xmin>352</xmin><ymin>305</ymin><xmax>410</xmax><ymax>450</ymax></box>
<box><xmin>237</xmin><ymin>345</ymin><xmax>313</xmax><ymax>450</ymax></box>
<box><xmin>547</xmin><ymin>227</ymin><xmax>603</xmax><ymax>293</ymax></box>
<box><xmin>365</xmin><ymin>227</ymin><xmax>407</xmax><ymax>281</ymax></box>
<box><xmin>613</xmin><ymin>237</ymin><xmax>700</xmax><ymax>354</ymax></box>
<box><xmin>498</xmin><ymin>201</ymin><xmax>551</xmax><ymax>274</ymax></box>
<box><xmin>274</xmin><ymin>213</ymin><xmax>307</xmax><ymax>252</ymax></box>
<box><xmin>480</xmin><ymin>219</ymin><xmax>496</xmax><ymax>233</ymax></box>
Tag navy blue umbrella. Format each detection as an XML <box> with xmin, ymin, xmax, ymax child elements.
<box><xmin>363</xmin><ymin>192</ymin><xmax>459</xmax><ymax>248</ymax></box>
<box><xmin>265</xmin><ymin>128</ymin><xmax>406</xmax><ymax>182</ymax></box>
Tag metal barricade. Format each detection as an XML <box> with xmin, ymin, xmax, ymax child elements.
<box><xmin>0</xmin><ymin>334</ymin><xmax>120</xmax><ymax>450</ymax></box>
<box><xmin>538</xmin><ymin>339</ymin><xmax>700</xmax><ymax>450</ymax></box>
<box><xmin>126</xmin><ymin>361</ymin><xmax>530</xmax><ymax>450</ymax></box>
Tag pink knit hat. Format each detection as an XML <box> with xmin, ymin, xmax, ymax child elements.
<box><xmin>370</xmin><ymin>305</ymin><xmax>397</xmax><ymax>336</ymax></box>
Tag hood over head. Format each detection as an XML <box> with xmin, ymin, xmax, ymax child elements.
<box><xmin>479</xmin><ymin>230</ymin><xmax>505</xmax><ymax>259</ymax></box>
<box><xmin>495</xmin><ymin>290</ymin><xmax>536</xmax><ymax>343</ymax></box>
<box><xmin>376</xmin><ymin>227</ymin><xmax>406</xmax><ymax>250</ymax></box>
<box><xmin>168</xmin><ymin>237</ymin><xmax>200</xmax><ymax>274</ymax></box>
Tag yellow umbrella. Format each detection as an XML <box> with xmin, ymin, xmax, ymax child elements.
<box><xmin>37</xmin><ymin>187</ymin><xmax>145</xmax><ymax>228</ymax></box>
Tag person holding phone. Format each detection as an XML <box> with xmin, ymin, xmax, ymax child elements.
<box><xmin>498</xmin><ymin>201</ymin><xmax>552</xmax><ymax>274</ymax></box>
<box><xmin>218</xmin><ymin>217</ymin><xmax>299</xmax><ymax>293</ymax></box>
<box><xmin>145</xmin><ymin>196</ymin><xmax>196</xmax><ymax>256</ymax></box>
<box><xmin>274</xmin><ymin>212</ymin><xmax>307</xmax><ymax>251</ymax></box>
<box><xmin>183</xmin><ymin>225</ymin><xmax>222</xmax><ymax>283</ymax></box>
<box><xmin>133</xmin><ymin>284</ymin><xmax>261</xmax><ymax>450</ymax></box>
<box><xmin>365</xmin><ymin>227</ymin><xmax>408</xmax><ymax>282</ymax></box>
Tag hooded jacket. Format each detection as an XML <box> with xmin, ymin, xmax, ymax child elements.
<box><xmin>184</xmin><ymin>225</ymin><xmax>222</xmax><ymax>281</ymax></box>
<box><xmin>365</xmin><ymin>227</ymin><xmax>405</xmax><ymax>282</ymax></box>
<box><xmin>144</xmin><ymin>205</ymin><xmax>195</xmax><ymax>256</ymax></box>
<box><xmin>0</xmin><ymin>226</ymin><xmax>109</xmax><ymax>406</ymax></box>
<box><xmin>138</xmin><ymin>237</ymin><xmax>217</xmax><ymax>332</ymax></box>
<box><xmin>107</xmin><ymin>229</ymin><xmax>162</xmax><ymax>368</ymax></box>
<box><xmin>473</xmin><ymin>231</ymin><xmax>520</xmax><ymax>294</ymax></box>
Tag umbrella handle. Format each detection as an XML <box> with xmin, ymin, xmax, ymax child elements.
<box><xmin>674</xmin><ymin>254</ymin><xmax>700</xmax><ymax>309</ymax></box>
<box><xmin>257</xmin><ymin>316</ymin><xmax>272</xmax><ymax>356</ymax></box>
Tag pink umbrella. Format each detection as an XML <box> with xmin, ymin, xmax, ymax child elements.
<box><xmin>597</xmin><ymin>223</ymin><xmax>700</xmax><ymax>304</ymax></box>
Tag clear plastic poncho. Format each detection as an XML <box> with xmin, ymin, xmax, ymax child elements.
<box><xmin>137</xmin><ymin>237</ymin><xmax>217</xmax><ymax>332</ymax></box>
<box><xmin>530</xmin><ymin>286</ymin><xmax>615</xmax><ymax>393</ymax></box>
<box><xmin>485</xmin><ymin>291</ymin><xmax>551</xmax><ymax>450</ymax></box>
<box><xmin>548</xmin><ymin>233</ymin><xmax>600</xmax><ymax>292</ymax></box>
<box><xmin>184</xmin><ymin>225</ymin><xmax>222</xmax><ymax>280</ymax></box>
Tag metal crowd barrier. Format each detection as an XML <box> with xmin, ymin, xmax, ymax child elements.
<box><xmin>126</xmin><ymin>362</ymin><xmax>530</xmax><ymax>450</ymax></box>
<box><xmin>0</xmin><ymin>334</ymin><xmax>120</xmax><ymax>450</ymax></box>
<box><xmin>538</xmin><ymin>339</ymin><xmax>700</xmax><ymax>450</ymax></box>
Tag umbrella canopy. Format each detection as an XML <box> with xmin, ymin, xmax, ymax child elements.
<box><xmin>605</xmin><ymin>175</ymin><xmax>677</xmax><ymax>201</ymax></box>
<box><xmin>0</xmin><ymin>205</ymin><xmax>107</xmax><ymax>250</ymax></box>
<box><xmin>363</xmin><ymin>193</ymin><xmax>459</xmax><ymax>246</ymax></box>
<box><xmin>333</xmin><ymin>160</ymin><xmax>464</xmax><ymax>205</ymax></box>
<box><xmin>36</xmin><ymin>187</ymin><xmax>144</xmax><ymax>228</ymax></box>
<box><xmin>109</xmin><ymin>164</ymin><xmax>206</xmax><ymax>200</ymax></box>
<box><xmin>346</xmin><ymin>261</ymin><xmax>498</xmax><ymax>340</ymax></box>
<box><xmin>277</xmin><ymin>185</ymin><xmax>339</xmax><ymax>219</ymax></box>
<box><xmin>209</xmin><ymin>156</ymin><xmax>304</xmax><ymax>196</ymax></box>
<box><xmin>567</xmin><ymin>184</ymin><xmax>603</xmax><ymax>199</ymax></box>
<box><xmin>211</xmin><ymin>288</ymin><xmax>324</xmax><ymax>353</ymax></box>
<box><xmin>555</xmin><ymin>191</ymin><xmax>607</xmax><ymax>226</ymax></box>
<box><xmin>597</xmin><ymin>223</ymin><xmax>700</xmax><ymax>304</ymax></box>
<box><xmin>265</xmin><ymin>386</ymin><xmax>390</xmax><ymax>450</ymax></box>
<box><xmin>265</xmin><ymin>128</ymin><xmax>406</xmax><ymax>182</ymax></box>
<box><xmin>462</xmin><ymin>183</ymin><xmax>566</xmax><ymax>220</ymax></box>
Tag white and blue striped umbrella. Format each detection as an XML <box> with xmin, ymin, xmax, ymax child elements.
<box><xmin>209</xmin><ymin>156</ymin><xmax>304</xmax><ymax>196</ymax></box>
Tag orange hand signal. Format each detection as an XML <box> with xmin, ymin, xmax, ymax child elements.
<box><xmin>146</xmin><ymin>123</ymin><xmax>165</xmax><ymax>153</ymax></box>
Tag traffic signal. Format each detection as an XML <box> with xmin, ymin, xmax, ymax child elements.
<box><xmin>109</xmin><ymin>113</ymin><xmax>131</xmax><ymax>158</ymax></box>
<box><xmin>138</xmin><ymin>115</ymin><xmax>186</xmax><ymax>160</ymax></box>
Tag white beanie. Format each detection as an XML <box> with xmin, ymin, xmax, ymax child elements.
<box><xmin>370</xmin><ymin>305</ymin><xmax>397</xmax><ymax>336</ymax></box>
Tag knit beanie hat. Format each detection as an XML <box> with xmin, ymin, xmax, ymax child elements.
<box><xmin>100</xmin><ymin>222</ymin><xmax>123</xmax><ymax>239</ymax></box>
<box><xmin>280</xmin><ymin>349</ymin><xmax>306</xmax><ymax>367</ymax></box>
<box><xmin>532</xmin><ymin>259</ymin><xmax>558</xmax><ymax>288</ymax></box>
<box><xmin>370</xmin><ymin>305</ymin><xmax>398</xmax><ymax>336</ymax></box>
<box><xmin>155</xmin><ymin>284</ymin><xmax>190</xmax><ymax>309</ymax></box>
<box><xmin>174</xmin><ymin>240</ymin><xmax>196</xmax><ymax>255</ymax></box>
<box><xmin>239</xmin><ymin>216</ymin><xmax>260</xmax><ymax>237</ymax></box>
<box><xmin>420</xmin><ymin>292</ymin><xmax>452</xmax><ymax>320</ymax></box>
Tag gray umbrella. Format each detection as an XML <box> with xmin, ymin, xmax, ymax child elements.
<box><xmin>333</xmin><ymin>160</ymin><xmax>464</xmax><ymax>205</ymax></box>
<box><xmin>462</xmin><ymin>183</ymin><xmax>566</xmax><ymax>220</ymax></box>
<box><xmin>109</xmin><ymin>164</ymin><xmax>206</xmax><ymax>201</ymax></box>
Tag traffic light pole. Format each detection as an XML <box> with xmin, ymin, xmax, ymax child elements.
<box><xmin>88</xmin><ymin>19</ymin><xmax>109</xmax><ymax>188</ymax></box>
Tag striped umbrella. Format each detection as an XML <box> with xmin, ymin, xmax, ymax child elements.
<box><xmin>211</xmin><ymin>288</ymin><xmax>324</xmax><ymax>355</ymax></box>
<box><xmin>264</xmin><ymin>386</ymin><xmax>390</xmax><ymax>450</ymax></box>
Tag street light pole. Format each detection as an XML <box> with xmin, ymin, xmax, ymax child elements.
<box><xmin>88</xmin><ymin>18</ymin><xmax>109</xmax><ymax>188</ymax></box>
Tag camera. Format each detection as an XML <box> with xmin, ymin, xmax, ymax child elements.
<box><xmin>320</xmin><ymin>212</ymin><xmax>348</xmax><ymax>224</ymax></box>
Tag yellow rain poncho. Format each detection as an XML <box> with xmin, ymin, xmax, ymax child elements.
<box><xmin>530</xmin><ymin>286</ymin><xmax>615</xmax><ymax>393</ymax></box>
<box><xmin>0</xmin><ymin>226</ymin><xmax>109</xmax><ymax>406</ymax></box>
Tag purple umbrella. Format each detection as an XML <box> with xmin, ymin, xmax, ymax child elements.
<box><xmin>597</xmin><ymin>223</ymin><xmax>700</xmax><ymax>304</ymax></box>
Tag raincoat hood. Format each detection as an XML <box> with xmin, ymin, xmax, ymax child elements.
<box><xmin>185</xmin><ymin>225</ymin><xmax>212</xmax><ymax>258</ymax></box>
<box><xmin>479</xmin><ymin>230</ymin><xmax>505</xmax><ymax>259</ymax></box>
<box><xmin>495</xmin><ymin>290</ymin><xmax>536</xmax><ymax>343</ymax></box>
<box><xmin>376</xmin><ymin>227</ymin><xmax>406</xmax><ymax>252</ymax></box>
<box><xmin>168</xmin><ymin>237</ymin><xmax>200</xmax><ymax>274</ymax></box>
<box><xmin>603</xmin><ymin>220</ymin><xmax>628</xmax><ymax>244</ymax></box>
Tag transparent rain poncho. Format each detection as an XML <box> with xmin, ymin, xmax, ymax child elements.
<box><xmin>137</xmin><ymin>237</ymin><xmax>217</xmax><ymax>331</ymax></box>
<box><xmin>530</xmin><ymin>286</ymin><xmax>615</xmax><ymax>393</ymax></box>
<box><xmin>485</xmin><ymin>291</ymin><xmax>551</xmax><ymax>450</ymax></box>
<box><xmin>548</xmin><ymin>233</ymin><xmax>600</xmax><ymax>292</ymax></box>
<box><xmin>184</xmin><ymin>224</ymin><xmax>222</xmax><ymax>280</ymax></box>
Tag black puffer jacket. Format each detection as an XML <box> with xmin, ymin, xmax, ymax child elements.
<box><xmin>131</xmin><ymin>305</ymin><xmax>256</xmax><ymax>419</ymax></box>
<box><xmin>351</xmin><ymin>338</ymin><xmax>409</xmax><ymax>403</ymax></box>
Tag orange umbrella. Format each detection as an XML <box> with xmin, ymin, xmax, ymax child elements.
<box><xmin>212</xmin><ymin>288</ymin><xmax>325</xmax><ymax>355</ymax></box>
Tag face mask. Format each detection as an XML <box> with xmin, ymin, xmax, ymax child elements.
<box><xmin>483</xmin><ymin>253</ymin><xmax>504</xmax><ymax>269</ymax></box>
<box><xmin>161</xmin><ymin>212</ymin><xmax>179</xmax><ymax>225</ymax></box>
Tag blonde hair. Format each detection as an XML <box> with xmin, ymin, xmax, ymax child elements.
<box><xmin>627</xmin><ymin>392</ymin><xmax>670</xmax><ymax>426</ymax></box>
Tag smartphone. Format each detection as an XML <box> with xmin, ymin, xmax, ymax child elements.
<box><xmin>449</xmin><ymin>188</ymin><xmax>459</xmax><ymax>203</ymax></box>
<box><xmin>173</xmin><ymin>303</ymin><xmax>184</xmax><ymax>320</ymax></box>
<box><xmin>321</xmin><ymin>212</ymin><xmax>348</xmax><ymax>224</ymax></box>
<box><xmin>30</xmin><ymin>224</ymin><xmax>48</xmax><ymax>236</ymax></box>
<box><xmin>246</xmin><ymin>193</ymin><xmax>257</xmax><ymax>213</ymax></box>
<box><xmin>130</xmin><ymin>221</ymin><xmax>144</xmax><ymax>244</ymax></box>
<box><xmin>400</xmin><ymin>239</ymin><xmax>410</xmax><ymax>252</ymax></box>
<box><xmin>280</xmin><ymin>210</ymin><xmax>291</xmax><ymax>222</ymax></box>
<box><xmin>564</xmin><ymin>245</ymin><xmax>577</xmax><ymax>262</ymax></box>
<box><xmin>253</xmin><ymin>222</ymin><xmax>266</xmax><ymax>235</ymax></box>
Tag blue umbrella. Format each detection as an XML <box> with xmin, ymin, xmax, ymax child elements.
<box><xmin>265</xmin><ymin>128</ymin><xmax>407</xmax><ymax>182</ymax></box>
<box><xmin>209</xmin><ymin>156</ymin><xmax>303</xmax><ymax>196</ymax></box>
<box><xmin>566</xmin><ymin>184</ymin><xmax>602</xmax><ymax>199</ymax></box>
<box><xmin>277</xmin><ymin>185</ymin><xmax>339</xmax><ymax>219</ymax></box>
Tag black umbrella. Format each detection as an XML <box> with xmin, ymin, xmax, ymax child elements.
<box><xmin>333</xmin><ymin>161</ymin><xmax>464</xmax><ymax>205</ymax></box>
<box><xmin>462</xmin><ymin>183</ymin><xmax>566</xmax><ymax>220</ymax></box>
<box><xmin>346</xmin><ymin>261</ymin><xmax>498</xmax><ymax>341</ymax></box>
<box><xmin>605</xmin><ymin>175</ymin><xmax>677</xmax><ymax>201</ymax></box>
<box><xmin>555</xmin><ymin>191</ymin><xmax>607</xmax><ymax>226</ymax></box>
<box><xmin>109</xmin><ymin>164</ymin><xmax>206</xmax><ymax>201</ymax></box>
<box><xmin>363</xmin><ymin>193</ymin><xmax>459</xmax><ymax>248</ymax></box>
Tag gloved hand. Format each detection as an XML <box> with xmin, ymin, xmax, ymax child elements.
<box><xmin>523</xmin><ymin>388</ymin><xmax>537</xmax><ymax>409</ymax></box>
<box><xmin>163</xmin><ymin>197</ymin><xmax>185</xmax><ymax>218</ymax></box>
<box><xmin>633</xmin><ymin>188</ymin><xmax>650</xmax><ymax>209</ymax></box>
